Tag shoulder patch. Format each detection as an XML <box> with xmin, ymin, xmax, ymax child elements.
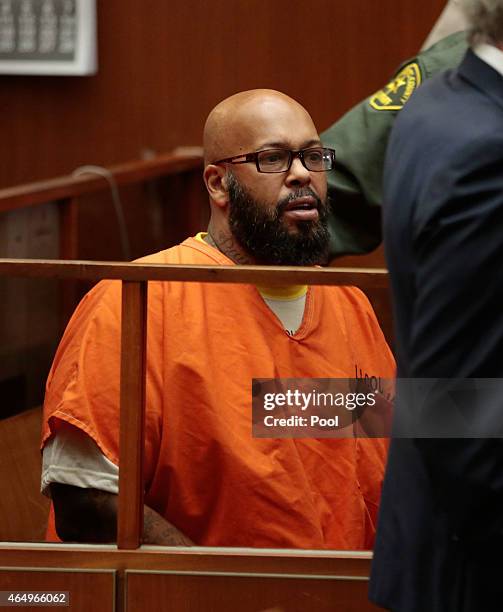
<box><xmin>369</xmin><ymin>62</ymin><xmax>422</xmax><ymax>111</ymax></box>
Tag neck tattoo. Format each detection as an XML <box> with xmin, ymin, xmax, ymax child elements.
<box><xmin>205</xmin><ymin>230</ymin><xmax>252</xmax><ymax>265</ymax></box>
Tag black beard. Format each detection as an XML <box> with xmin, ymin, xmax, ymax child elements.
<box><xmin>227</xmin><ymin>174</ymin><xmax>330</xmax><ymax>266</ymax></box>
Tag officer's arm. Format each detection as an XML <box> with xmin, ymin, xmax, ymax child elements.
<box><xmin>51</xmin><ymin>483</ymin><xmax>193</xmax><ymax>546</ymax></box>
<box><xmin>322</xmin><ymin>31</ymin><xmax>467</xmax><ymax>258</ymax></box>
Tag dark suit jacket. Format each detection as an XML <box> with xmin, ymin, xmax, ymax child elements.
<box><xmin>370</xmin><ymin>50</ymin><xmax>503</xmax><ymax>612</ymax></box>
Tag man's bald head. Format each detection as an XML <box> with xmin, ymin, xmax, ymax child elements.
<box><xmin>203</xmin><ymin>89</ymin><xmax>317</xmax><ymax>165</ymax></box>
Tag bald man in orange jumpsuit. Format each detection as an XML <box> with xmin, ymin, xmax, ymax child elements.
<box><xmin>42</xmin><ymin>90</ymin><xmax>395</xmax><ymax>548</ymax></box>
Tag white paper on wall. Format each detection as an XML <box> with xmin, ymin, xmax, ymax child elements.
<box><xmin>0</xmin><ymin>0</ymin><xmax>97</xmax><ymax>75</ymax></box>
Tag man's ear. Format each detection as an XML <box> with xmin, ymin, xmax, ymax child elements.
<box><xmin>204</xmin><ymin>165</ymin><xmax>229</xmax><ymax>208</ymax></box>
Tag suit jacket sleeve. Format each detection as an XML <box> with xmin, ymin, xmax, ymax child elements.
<box><xmin>408</xmin><ymin>135</ymin><xmax>503</xmax><ymax>546</ymax></box>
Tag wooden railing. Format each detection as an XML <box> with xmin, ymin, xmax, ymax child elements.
<box><xmin>0</xmin><ymin>153</ymin><xmax>203</xmax><ymax>219</ymax></box>
<box><xmin>0</xmin><ymin>153</ymin><xmax>204</xmax><ymax>259</ymax></box>
<box><xmin>0</xmin><ymin>153</ymin><xmax>206</xmax><ymax>328</ymax></box>
<box><xmin>0</xmin><ymin>258</ymin><xmax>387</xmax><ymax>611</ymax></box>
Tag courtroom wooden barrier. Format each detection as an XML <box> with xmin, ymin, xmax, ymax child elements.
<box><xmin>0</xmin><ymin>545</ymin><xmax>379</xmax><ymax>612</ymax></box>
<box><xmin>0</xmin><ymin>259</ymin><xmax>388</xmax><ymax>612</ymax></box>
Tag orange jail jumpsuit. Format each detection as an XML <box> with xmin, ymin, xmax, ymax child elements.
<box><xmin>42</xmin><ymin>236</ymin><xmax>395</xmax><ymax>549</ymax></box>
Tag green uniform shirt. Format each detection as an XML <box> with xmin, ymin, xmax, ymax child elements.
<box><xmin>322</xmin><ymin>31</ymin><xmax>467</xmax><ymax>257</ymax></box>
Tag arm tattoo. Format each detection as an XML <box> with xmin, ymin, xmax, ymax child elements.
<box><xmin>143</xmin><ymin>506</ymin><xmax>193</xmax><ymax>546</ymax></box>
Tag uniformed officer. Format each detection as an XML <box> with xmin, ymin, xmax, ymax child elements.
<box><xmin>323</xmin><ymin>30</ymin><xmax>467</xmax><ymax>257</ymax></box>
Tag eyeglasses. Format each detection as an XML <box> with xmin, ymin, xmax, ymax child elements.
<box><xmin>212</xmin><ymin>147</ymin><xmax>336</xmax><ymax>174</ymax></box>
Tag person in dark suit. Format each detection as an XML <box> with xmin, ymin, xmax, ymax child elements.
<box><xmin>370</xmin><ymin>1</ymin><xmax>503</xmax><ymax>610</ymax></box>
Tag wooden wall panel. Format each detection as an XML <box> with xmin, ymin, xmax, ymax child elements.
<box><xmin>0</xmin><ymin>0</ymin><xmax>447</xmax><ymax>189</ymax></box>
<box><xmin>0</xmin><ymin>205</ymin><xmax>61</xmax><ymax>411</ymax></box>
<box><xmin>0</xmin><ymin>408</ymin><xmax>50</xmax><ymax>541</ymax></box>
<box><xmin>126</xmin><ymin>571</ymin><xmax>380</xmax><ymax>612</ymax></box>
<box><xmin>0</xmin><ymin>549</ymin><xmax>373</xmax><ymax>611</ymax></box>
<box><xmin>0</xmin><ymin>568</ymin><xmax>115</xmax><ymax>612</ymax></box>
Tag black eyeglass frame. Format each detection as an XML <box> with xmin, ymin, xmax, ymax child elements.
<box><xmin>212</xmin><ymin>147</ymin><xmax>336</xmax><ymax>174</ymax></box>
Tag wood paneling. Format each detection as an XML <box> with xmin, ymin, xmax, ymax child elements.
<box><xmin>0</xmin><ymin>568</ymin><xmax>115</xmax><ymax>612</ymax></box>
<box><xmin>335</xmin><ymin>244</ymin><xmax>387</xmax><ymax>270</ymax></box>
<box><xmin>0</xmin><ymin>0</ymin><xmax>446</xmax><ymax>189</ymax></box>
<box><xmin>0</xmin><ymin>546</ymin><xmax>373</xmax><ymax>611</ymax></box>
<box><xmin>125</xmin><ymin>571</ymin><xmax>380</xmax><ymax>612</ymax></box>
<box><xmin>0</xmin><ymin>203</ymin><xmax>61</xmax><ymax>410</ymax></box>
<box><xmin>0</xmin><ymin>408</ymin><xmax>49</xmax><ymax>541</ymax></box>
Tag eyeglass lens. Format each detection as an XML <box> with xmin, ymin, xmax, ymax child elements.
<box><xmin>256</xmin><ymin>148</ymin><xmax>333</xmax><ymax>172</ymax></box>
